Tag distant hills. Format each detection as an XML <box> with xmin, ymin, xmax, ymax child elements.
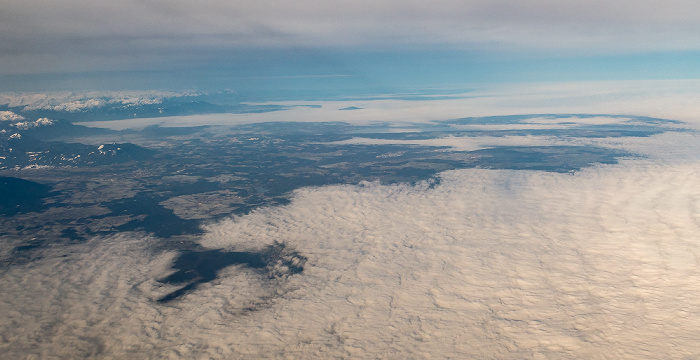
<box><xmin>0</xmin><ymin>116</ymin><xmax>153</xmax><ymax>169</ymax></box>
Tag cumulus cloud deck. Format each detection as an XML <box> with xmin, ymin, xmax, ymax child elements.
<box><xmin>2</xmin><ymin>153</ymin><xmax>699</xmax><ymax>358</ymax></box>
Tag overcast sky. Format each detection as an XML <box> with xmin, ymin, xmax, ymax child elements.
<box><xmin>2</xmin><ymin>0</ymin><xmax>700</xmax><ymax>90</ymax></box>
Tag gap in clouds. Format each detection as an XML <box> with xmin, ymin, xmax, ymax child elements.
<box><xmin>156</xmin><ymin>241</ymin><xmax>306</xmax><ymax>303</ymax></box>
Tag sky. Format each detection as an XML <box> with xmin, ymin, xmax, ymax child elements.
<box><xmin>2</xmin><ymin>0</ymin><xmax>700</xmax><ymax>92</ymax></box>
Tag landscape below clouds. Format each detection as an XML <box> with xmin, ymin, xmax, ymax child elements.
<box><xmin>1</xmin><ymin>126</ymin><xmax>699</xmax><ymax>358</ymax></box>
<box><xmin>1</xmin><ymin>81</ymin><xmax>700</xmax><ymax>358</ymax></box>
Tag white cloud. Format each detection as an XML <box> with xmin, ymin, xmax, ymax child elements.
<box><xmin>0</xmin><ymin>110</ymin><xmax>24</xmax><ymax>121</ymax></box>
<box><xmin>0</xmin><ymin>90</ymin><xmax>197</xmax><ymax>112</ymax></box>
<box><xmin>327</xmin><ymin>131</ymin><xmax>700</xmax><ymax>160</ymax></box>
<box><xmin>2</xmin><ymin>81</ymin><xmax>700</xmax><ymax>357</ymax></box>
<box><xmin>51</xmin><ymin>98</ymin><xmax>106</xmax><ymax>112</ymax></box>
<box><xmin>327</xmin><ymin>134</ymin><xmax>570</xmax><ymax>152</ymax></box>
<box><xmin>78</xmin><ymin>80</ymin><xmax>700</xmax><ymax>131</ymax></box>
<box><xmin>10</xmin><ymin>117</ymin><xmax>54</xmax><ymax>130</ymax></box>
<box><xmin>1</xmin><ymin>140</ymin><xmax>699</xmax><ymax>357</ymax></box>
<box><xmin>519</xmin><ymin>115</ymin><xmax>630</xmax><ymax>125</ymax></box>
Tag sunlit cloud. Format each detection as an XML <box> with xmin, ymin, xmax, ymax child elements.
<box><xmin>2</xmin><ymin>147</ymin><xmax>699</xmax><ymax>357</ymax></box>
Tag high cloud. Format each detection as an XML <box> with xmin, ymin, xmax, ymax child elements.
<box><xmin>3</xmin><ymin>0</ymin><xmax>700</xmax><ymax>74</ymax></box>
<box><xmin>4</xmin><ymin>0</ymin><xmax>700</xmax><ymax>50</ymax></box>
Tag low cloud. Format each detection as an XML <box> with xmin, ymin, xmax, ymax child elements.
<box><xmin>2</xmin><ymin>82</ymin><xmax>699</xmax><ymax>357</ymax></box>
<box><xmin>2</xmin><ymin>136</ymin><xmax>699</xmax><ymax>357</ymax></box>
<box><xmin>78</xmin><ymin>80</ymin><xmax>700</xmax><ymax>131</ymax></box>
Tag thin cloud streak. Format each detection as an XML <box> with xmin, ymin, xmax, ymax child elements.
<box><xmin>76</xmin><ymin>80</ymin><xmax>700</xmax><ymax>130</ymax></box>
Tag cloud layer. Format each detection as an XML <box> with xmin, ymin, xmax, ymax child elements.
<box><xmin>78</xmin><ymin>80</ymin><xmax>700</xmax><ymax>130</ymax></box>
<box><xmin>3</xmin><ymin>0</ymin><xmax>700</xmax><ymax>74</ymax></box>
<box><xmin>5</xmin><ymin>0</ymin><xmax>700</xmax><ymax>50</ymax></box>
<box><xmin>2</xmin><ymin>138</ymin><xmax>699</xmax><ymax>357</ymax></box>
<box><xmin>2</xmin><ymin>81</ymin><xmax>699</xmax><ymax>357</ymax></box>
